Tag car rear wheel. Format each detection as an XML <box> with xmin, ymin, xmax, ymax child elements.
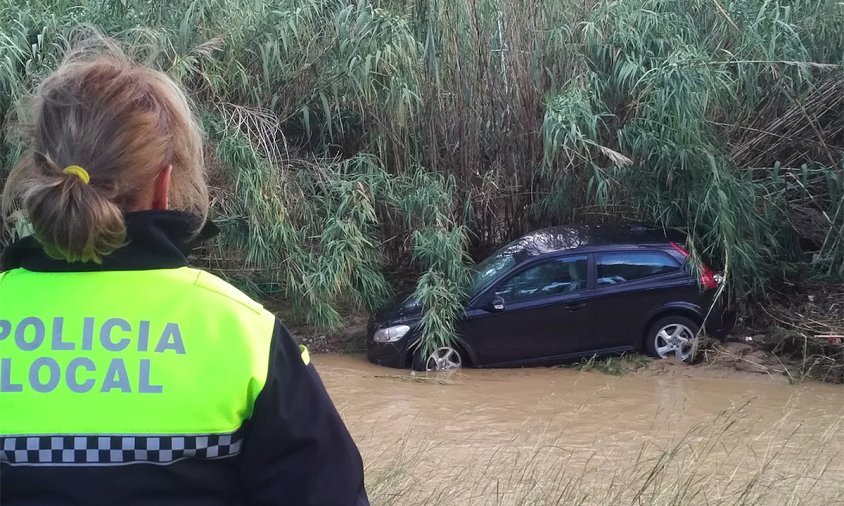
<box><xmin>412</xmin><ymin>345</ymin><xmax>463</xmax><ymax>371</ymax></box>
<box><xmin>646</xmin><ymin>316</ymin><xmax>700</xmax><ymax>362</ymax></box>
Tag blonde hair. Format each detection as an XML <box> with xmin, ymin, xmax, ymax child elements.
<box><xmin>2</xmin><ymin>40</ymin><xmax>208</xmax><ymax>263</ymax></box>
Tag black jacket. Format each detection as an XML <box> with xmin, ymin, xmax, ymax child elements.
<box><xmin>0</xmin><ymin>211</ymin><xmax>369</xmax><ymax>506</ymax></box>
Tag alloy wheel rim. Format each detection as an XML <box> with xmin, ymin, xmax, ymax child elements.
<box><xmin>425</xmin><ymin>346</ymin><xmax>463</xmax><ymax>371</ymax></box>
<box><xmin>654</xmin><ymin>323</ymin><xmax>695</xmax><ymax>361</ymax></box>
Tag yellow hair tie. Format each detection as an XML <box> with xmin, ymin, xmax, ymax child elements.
<box><xmin>62</xmin><ymin>165</ymin><xmax>90</xmax><ymax>185</ymax></box>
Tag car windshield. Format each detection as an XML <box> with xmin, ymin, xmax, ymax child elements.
<box><xmin>470</xmin><ymin>248</ymin><xmax>517</xmax><ymax>296</ymax></box>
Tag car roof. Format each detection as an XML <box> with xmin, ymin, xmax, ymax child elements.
<box><xmin>502</xmin><ymin>224</ymin><xmax>686</xmax><ymax>264</ymax></box>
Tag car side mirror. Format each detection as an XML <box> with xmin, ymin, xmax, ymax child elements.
<box><xmin>489</xmin><ymin>295</ymin><xmax>506</xmax><ymax>312</ymax></box>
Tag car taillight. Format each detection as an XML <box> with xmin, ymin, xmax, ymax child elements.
<box><xmin>671</xmin><ymin>242</ymin><xmax>719</xmax><ymax>290</ymax></box>
<box><xmin>699</xmin><ymin>265</ymin><xmax>719</xmax><ymax>289</ymax></box>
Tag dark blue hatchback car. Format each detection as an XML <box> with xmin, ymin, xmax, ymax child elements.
<box><xmin>367</xmin><ymin>225</ymin><xmax>735</xmax><ymax>371</ymax></box>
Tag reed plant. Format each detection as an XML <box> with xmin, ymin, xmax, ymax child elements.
<box><xmin>1</xmin><ymin>0</ymin><xmax>841</xmax><ymax>360</ymax></box>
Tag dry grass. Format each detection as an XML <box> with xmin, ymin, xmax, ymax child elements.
<box><xmin>363</xmin><ymin>404</ymin><xmax>842</xmax><ymax>505</ymax></box>
<box><xmin>564</xmin><ymin>353</ymin><xmax>652</xmax><ymax>376</ymax></box>
<box><xmin>753</xmin><ymin>283</ymin><xmax>844</xmax><ymax>383</ymax></box>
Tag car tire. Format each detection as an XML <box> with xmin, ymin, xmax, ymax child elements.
<box><xmin>645</xmin><ymin>315</ymin><xmax>700</xmax><ymax>362</ymax></box>
<box><xmin>411</xmin><ymin>345</ymin><xmax>464</xmax><ymax>372</ymax></box>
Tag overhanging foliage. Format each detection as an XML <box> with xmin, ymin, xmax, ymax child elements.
<box><xmin>1</xmin><ymin>0</ymin><xmax>842</xmax><ymax>360</ymax></box>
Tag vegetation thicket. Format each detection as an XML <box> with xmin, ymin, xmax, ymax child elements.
<box><xmin>2</xmin><ymin>0</ymin><xmax>842</xmax><ymax>364</ymax></box>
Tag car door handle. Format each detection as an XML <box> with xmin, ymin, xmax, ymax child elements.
<box><xmin>565</xmin><ymin>302</ymin><xmax>586</xmax><ymax>311</ymax></box>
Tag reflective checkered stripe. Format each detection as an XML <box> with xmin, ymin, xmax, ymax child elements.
<box><xmin>0</xmin><ymin>430</ymin><xmax>242</xmax><ymax>466</ymax></box>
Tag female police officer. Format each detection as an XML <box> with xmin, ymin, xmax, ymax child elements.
<box><xmin>0</xmin><ymin>40</ymin><xmax>369</xmax><ymax>505</ymax></box>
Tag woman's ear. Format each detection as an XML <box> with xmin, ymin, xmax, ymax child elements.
<box><xmin>152</xmin><ymin>165</ymin><xmax>172</xmax><ymax>210</ymax></box>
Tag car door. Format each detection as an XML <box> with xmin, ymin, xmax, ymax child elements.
<box><xmin>590</xmin><ymin>249</ymin><xmax>689</xmax><ymax>348</ymax></box>
<box><xmin>459</xmin><ymin>254</ymin><xmax>594</xmax><ymax>365</ymax></box>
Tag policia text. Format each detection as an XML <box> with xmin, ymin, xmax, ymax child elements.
<box><xmin>0</xmin><ymin>317</ymin><xmax>185</xmax><ymax>393</ymax></box>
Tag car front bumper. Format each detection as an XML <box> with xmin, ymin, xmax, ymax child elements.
<box><xmin>365</xmin><ymin>318</ymin><xmax>411</xmax><ymax>368</ymax></box>
<box><xmin>366</xmin><ymin>341</ymin><xmax>408</xmax><ymax>368</ymax></box>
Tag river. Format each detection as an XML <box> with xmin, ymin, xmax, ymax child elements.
<box><xmin>313</xmin><ymin>354</ymin><xmax>844</xmax><ymax>506</ymax></box>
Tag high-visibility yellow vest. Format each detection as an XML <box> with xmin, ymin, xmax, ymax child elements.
<box><xmin>0</xmin><ymin>267</ymin><xmax>275</xmax><ymax>437</ymax></box>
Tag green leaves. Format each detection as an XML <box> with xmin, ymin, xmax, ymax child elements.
<box><xmin>1</xmin><ymin>0</ymin><xmax>842</xmax><ymax>347</ymax></box>
<box><xmin>542</xmin><ymin>82</ymin><xmax>604</xmax><ymax>171</ymax></box>
<box><xmin>538</xmin><ymin>0</ymin><xmax>844</xmax><ymax>304</ymax></box>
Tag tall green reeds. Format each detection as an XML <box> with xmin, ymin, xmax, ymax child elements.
<box><xmin>1</xmin><ymin>0</ymin><xmax>842</xmax><ymax>357</ymax></box>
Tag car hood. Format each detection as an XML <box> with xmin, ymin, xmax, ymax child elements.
<box><xmin>375</xmin><ymin>289</ymin><xmax>423</xmax><ymax>323</ymax></box>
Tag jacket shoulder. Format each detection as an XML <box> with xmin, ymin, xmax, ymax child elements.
<box><xmin>186</xmin><ymin>268</ymin><xmax>269</xmax><ymax>317</ymax></box>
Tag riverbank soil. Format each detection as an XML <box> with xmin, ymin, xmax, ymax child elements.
<box><xmin>743</xmin><ymin>282</ymin><xmax>844</xmax><ymax>383</ymax></box>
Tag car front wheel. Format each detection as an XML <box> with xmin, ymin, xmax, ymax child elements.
<box><xmin>645</xmin><ymin>316</ymin><xmax>700</xmax><ymax>362</ymax></box>
<box><xmin>412</xmin><ymin>345</ymin><xmax>464</xmax><ymax>371</ymax></box>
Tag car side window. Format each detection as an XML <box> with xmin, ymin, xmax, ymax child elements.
<box><xmin>597</xmin><ymin>251</ymin><xmax>680</xmax><ymax>286</ymax></box>
<box><xmin>495</xmin><ymin>256</ymin><xmax>588</xmax><ymax>303</ymax></box>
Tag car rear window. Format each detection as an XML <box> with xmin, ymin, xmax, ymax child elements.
<box><xmin>597</xmin><ymin>251</ymin><xmax>681</xmax><ymax>286</ymax></box>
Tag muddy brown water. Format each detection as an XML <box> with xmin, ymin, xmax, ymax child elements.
<box><xmin>313</xmin><ymin>354</ymin><xmax>844</xmax><ymax>505</ymax></box>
